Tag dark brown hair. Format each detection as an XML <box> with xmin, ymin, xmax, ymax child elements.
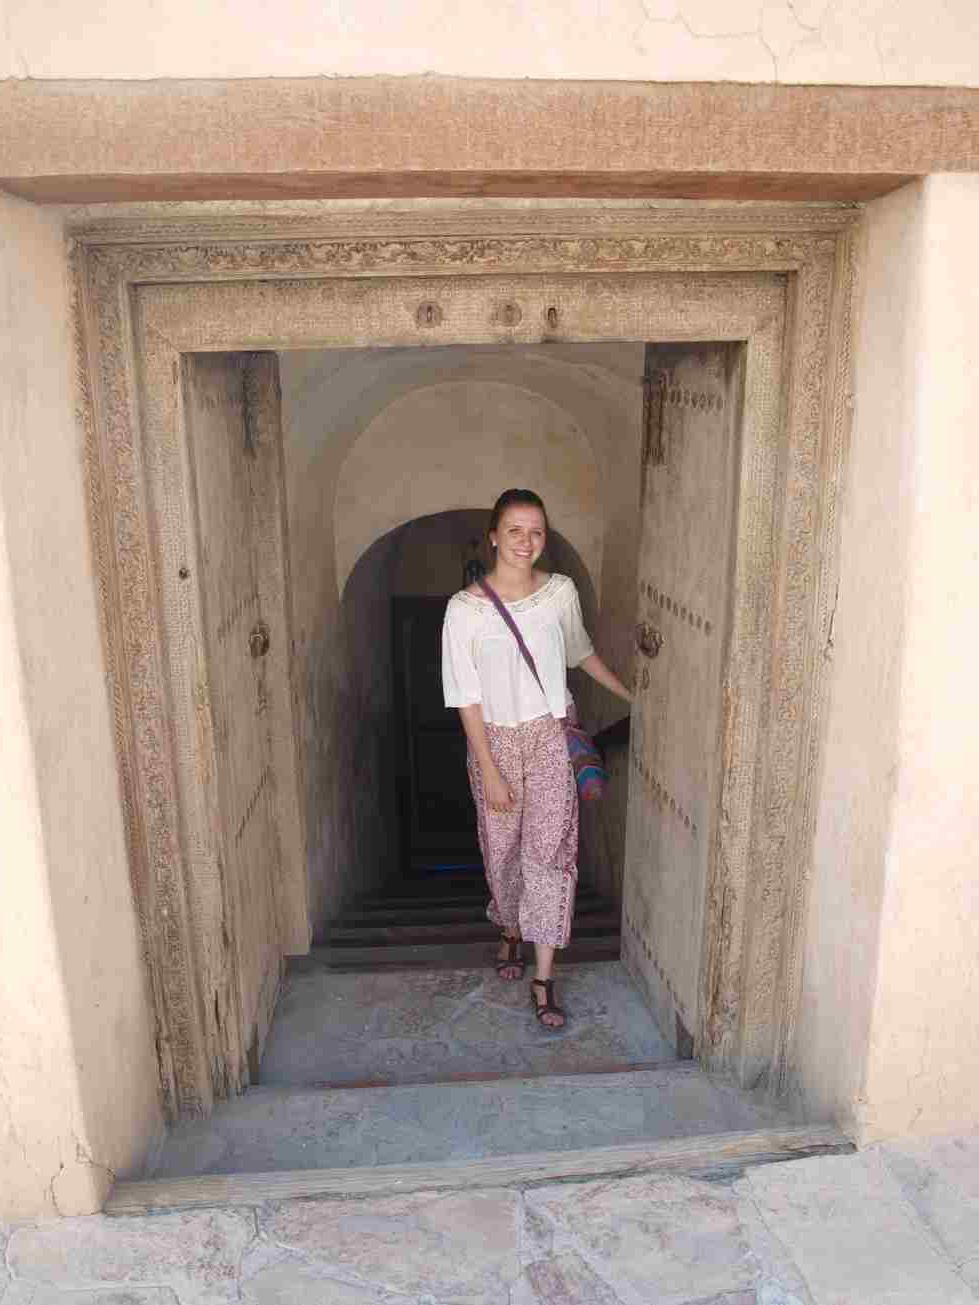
<box><xmin>487</xmin><ymin>488</ymin><xmax>550</xmax><ymax>537</ymax></box>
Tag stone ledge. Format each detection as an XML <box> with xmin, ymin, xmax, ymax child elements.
<box><xmin>105</xmin><ymin>1123</ymin><xmax>851</xmax><ymax>1214</ymax></box>
<box><xmin>1</xmin><ymin>78</ymin><xmax>976</xmax><ymax>203</ymax></box>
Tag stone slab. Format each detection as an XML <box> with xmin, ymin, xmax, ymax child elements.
<box><xmin>1</xmin><ymin>1289</ymin><xmax>179</xmax><ymax>1305</ymax></box>
<box><xmin>741</xmin><ymin>1148</ymin><xmax>977</xmax><ymax>1305</ymax></box>
<box><xmin>880</xmin><ymin>1132</ymin><xmax>979</xmax><ymax>1290</ymax></box>
<box><xmin>525</xmin><ymin>1173</ymin><xmax>756</xmax><ymax>1304</ymax></box>
<box><xmin>258</xmin><ymin>962</ymin><xmax>674</xmax><ymax>1088</ymax></box>
<box><xmin>110</xmin><ymin>1126</ymin><xmax>848</xmax><ymax>1214</ymax></box>
<box><xmin>6</xmin><ymin>1209</ymin><xmax>254</xmax><ymax>1305</ymax></box>
<box><xmin>515</xmin><ymin>1251</ymin><xmax>624</xmax><ymax>1303</ymax></box>
<box><xmin>0</xmin><ymin>1224</ymin><xmax>10</xmax><ymax>1303</ymax></box>
<box><xmin>148</xmin><ymin>1066</ymin><xmax>784</xmax><ymax>1180</ymax></box>
<box><xmin>241</xmin><ymin>1246</ymin><xmax>421</xmax><ymax>1304</ymax></box>
<box><xmin>260</xmin><ymin>1188</ymin><xmax>521</xmax><ymax>1304</ymax></box>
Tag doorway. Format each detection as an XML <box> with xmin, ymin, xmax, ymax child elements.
<box><xmin>393</xmin><ymin>593</ymin><xmax>479</xmax><ymax>874</ymax></box>
<box><xmin>75</xmin><ymin>205</ymin><xmax>856</xmax><ymax>1137</ymax></box>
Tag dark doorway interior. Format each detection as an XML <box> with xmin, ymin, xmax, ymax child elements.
<box><xmin>392</xmin><ymin>595</ymin><xmax>480</xmax><ymax>876</ymax></box>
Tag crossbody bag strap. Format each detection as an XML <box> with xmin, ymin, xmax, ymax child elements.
<box><xmin>477</xmin><ymin>577</ymin><xmax>547</xmax><ymax>700</ymax></box>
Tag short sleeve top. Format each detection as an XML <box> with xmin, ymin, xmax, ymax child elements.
<box><xmin>441</xmin><ymin>573</ymin><xmax>594</xmax><ymax>727</ymax></box>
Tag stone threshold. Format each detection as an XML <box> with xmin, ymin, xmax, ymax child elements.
<box><xmin>256</xmin><ymin>1056</ymin><xmax>683</xmax><ymax>1093</ymax></box>
<box><xmin>106</xmin><ymin>1123</ymin><xmax>851</xmax><ymax>1215</ymax></box>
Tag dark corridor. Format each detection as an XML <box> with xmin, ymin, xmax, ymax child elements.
<box><xmin>392</xmin><ymin>595</ymin><xmax>482</xmax><ymax>878</ymax></box>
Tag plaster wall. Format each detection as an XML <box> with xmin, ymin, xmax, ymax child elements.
<box><xmin>857</xmin><ymin>174</ymin><xmax>979</xmax><ymax>1141</ymax></box>
<box><xmin>1</xmin><ymin>0</ymin><xmax>978</xmax><ymax>86</ymax></box>
<box><xmin>0</xmin><ymin>194</ymin><xmax>162</xmax><ymax>1216</ymax></box>
<box><xmin>798</xmin><ymin>175</ymin><xmax>979</xmax><ymax>1141</ymax></box>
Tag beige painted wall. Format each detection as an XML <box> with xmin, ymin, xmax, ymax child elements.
<box><xmin>798</xmin><ymin>175</ymin><xmax>979</xmax><ymax>1142</ymax></box>
<box><xmin>858</xmin><ymin>174</ymin><xmax>979</xmax><ymax>1140</ymax></box>
<box><xmin>0</xmin><ymin>194</ymin><xmax>162</xmax><ymax>1216</ymax></box>
<box><xmin>1</xmin><ymin>0</ymin><xmax>977</xmax><ymax>85</ymax></box>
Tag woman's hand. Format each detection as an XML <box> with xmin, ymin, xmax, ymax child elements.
<box><xmin>482</xmin><ymin>764</ymin><xmax>516</xmax><ymax>813</ymax></box>
<box><xmin>457</xmin><ymin>704</ymin><xmax>515</xmax><ymax>811</ymax></box>
<box><xmin>578</xmin><ymin>653</ymin><xmax>633</xmax><ymax>705</ymax></box>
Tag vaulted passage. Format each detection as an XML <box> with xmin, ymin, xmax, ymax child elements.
<box><xmin>137</xmin><ymin>332</ymin><xmax>812</xmax><ymax>1188</ymax></box>
<box><xmin>277</xmin><ymin>343</ymin><xmax>649</xmax><ymax>934</ymax></box>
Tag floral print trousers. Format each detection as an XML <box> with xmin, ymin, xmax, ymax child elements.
<box><xmin>467</xmin><ymin>713</ymin><xmax>578</xmax><ymax>948</ymax></box>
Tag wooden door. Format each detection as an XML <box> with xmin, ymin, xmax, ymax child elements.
<box><xmin>622</xmin><ymin>343</ymin><xmax>744</xmax><ymax>1056</ymax></box>
<box><xmin>393</xmin><ymin>597</ymin><xmax>480</xmax><ymax>868</ymax></box>
<box><xmin>183</xmin><ymin>352</ymin><xmax>295</xmax><ymax>1096</ymax></box>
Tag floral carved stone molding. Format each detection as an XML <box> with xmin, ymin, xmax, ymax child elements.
<box><xmin>72</xmin><ymin>204</ymin><xmax>857</xmax><ymax>1116</ymax></box>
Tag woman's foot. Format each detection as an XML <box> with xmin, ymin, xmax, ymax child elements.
<box><xmin>495</xmin><ymin>933</ymin><xmax>525</xmax><ymax>980</ymax></box>
<box><xmin>530</xmin><ymin>977</ymin><xmax>566</xmax><ymax>1029</ymax></box>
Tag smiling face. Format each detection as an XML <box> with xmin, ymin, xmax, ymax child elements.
<box><xmin>490</xmin><ymin>503</ymin><xmax>547</xmax><ymax>573</ymax></box>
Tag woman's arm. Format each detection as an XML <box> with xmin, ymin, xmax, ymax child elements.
<box><xmin>457</xmin><ymin>703</ymin><xmax>515</xmax><ymax>811</ymax></box>
<box><xmin>577</xmin><ymin>653</ymin><xmax>633</xmax><ymax>706</ymax></box>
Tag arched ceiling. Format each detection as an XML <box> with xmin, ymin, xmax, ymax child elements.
<box><xmin>279</xmin><ymin>343</ymin><xmax>641</xmax><ymax>598</ymax></box>
<box><xmin>335</xmin><ymin>378</ymin><xmax>602</xmax><ymax>593</ymax></box>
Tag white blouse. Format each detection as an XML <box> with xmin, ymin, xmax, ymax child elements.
<box><xmin>441</xmin><ymin>573</ymin><xmax>594</xmax><ymax>727</ymax></box>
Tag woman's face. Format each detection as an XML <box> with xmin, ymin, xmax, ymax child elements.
<box><xmin>490</xmin><ymin>504</ymin><xmax>547</xmax><ymax>571</ymax></box>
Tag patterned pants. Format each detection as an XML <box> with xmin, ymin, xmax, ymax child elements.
<box><xmin>467</xmin><ymin>713</ymin><xmax>578</xmax><ymax>948</ymax></box>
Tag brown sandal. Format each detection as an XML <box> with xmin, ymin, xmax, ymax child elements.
<box><xmin>530</xmin><ymin>978</ymin><xmax>566</xmax><ymax>1027</ymax></box>
<box><xmin>495</xmin><ymin>934</ymin><xmax>525</xmax><ymax>980</ymax></box>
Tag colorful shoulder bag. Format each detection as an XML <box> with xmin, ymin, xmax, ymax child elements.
<box><xmin>478</xmin><ymin>578</ymin><xmax>608</xmax><ymax>801</ymax></box>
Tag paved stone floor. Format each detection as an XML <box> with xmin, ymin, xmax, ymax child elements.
<box><xmin>259</xmin><ymin>961</ymin><xmax>675</xmax><ymax>1087</ymax></box>
<box><xmin>4</xmin><ymin>1133</ymin><xmax>979</xmax><ymax>1303</ymax></box>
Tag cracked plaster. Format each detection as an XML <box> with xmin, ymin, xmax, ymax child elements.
<box><xmin>0</xmin><ymin>0</ymin><xmax>977</xmax><ymax>84</ymax></box>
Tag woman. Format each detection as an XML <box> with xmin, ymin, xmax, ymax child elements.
<box><xmin>441</xmin><ymin>489</ymin><xmax>632</xmax><ymax>1027</ymax></box>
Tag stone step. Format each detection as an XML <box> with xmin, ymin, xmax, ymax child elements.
<box><xmin>350</xmin><ymin>876</ymin><xmax>608</xmax><ymax>909</ymax></box>
<box><xmin>322</xmin><ymin>912</ymin><xmax>621</xmax><ymax>948</ymax></box>
<box><xmin>109</xmin><ymin>1122</ymin><xmax>852</xmax><ymax>1214</ymax></box>
<box><xmin>359</xmin><ymin>874</ymin><xmax>488</xmax><ymax>902</ymax></box>
<box><xmin>142</xmin><ymin>1063</ymin><xmax>798</xmax><ymax>1182</ymax></box>
<box><xmin>267</xmin><ymin>959</ymin><xmax>658</xmax><ymax>1087</ymax></box>
<box><xmin>289</xmin><ymin>934</ymin><xmax>621</xmax><ymax>974</ymax></box>
<box><xmin>354</xmin><ymin>876</ymin><xmax>603</xmax><ymax>902</ymax></box>
<box><xmin>341</xmin><ymin>891</ymin><xmax>610</xmax><ymax>927</ymax></box>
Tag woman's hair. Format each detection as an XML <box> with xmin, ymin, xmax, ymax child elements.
<box><xmin>488</xmin><ymin>488</ymin><xmax>550</xmax><ymax>537</ymax></box>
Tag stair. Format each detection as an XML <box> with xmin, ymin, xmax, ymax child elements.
<box><xmin>111</xmin><ymin>1122</ymin><xmax>852</xmax><ymax>1212</ymax></box>
<box><xmin>107</xmin><ymin>875</ymin><xmax>854</xmax><ymax>1217</ymax></box>
<box><xmin>114</xmin><ymin>1062</ymin><xmax>851</xmax><ymax>1213</ymax></box>
<box><xmin>298</xmin><ymin>874</ymin><xmax>622</xmax><ymax>972</ymax></box>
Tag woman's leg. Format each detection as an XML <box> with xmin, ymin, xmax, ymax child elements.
<box><xmin>517</xmin><ymin>717</ymin><xmax>579</xmax><ymax>1026</ymax></box>
<box><xmin>468</xmin><ymin>727</ymin><xmax>525</xmax><ymax>976</ymax></box>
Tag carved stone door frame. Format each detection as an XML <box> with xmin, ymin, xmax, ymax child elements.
<box><xmin>72</xmin><ymin>204</ymin><xmax>856</xmax><ymax>1116</ymax></box>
